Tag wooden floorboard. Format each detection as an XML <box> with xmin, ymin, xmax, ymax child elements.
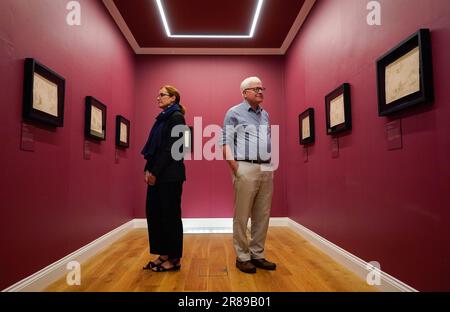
<box><xmin>45</xmin><ymin>227</ymin><xmax>377</xmax><ymax>292</ymax></box>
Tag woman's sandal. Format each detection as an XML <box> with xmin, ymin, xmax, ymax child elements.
<box><xmin>143</xmin><ymin>256</ymin><xmax>168</xmax><ymax>270</ymax></box>
<box><xmin>151</xmin><ymin>259</ymin><xmax>181</xmax><ymax>272</ymax></box>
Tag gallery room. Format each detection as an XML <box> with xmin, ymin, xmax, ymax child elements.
<box><xmin>1</xmin><ymin>0</ymin><xmax>449</xmax><ymax>295</ymax></box>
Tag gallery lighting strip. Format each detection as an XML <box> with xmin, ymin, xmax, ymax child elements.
<box><xmin>155</xmin><ymin>0</ymin><xmax>264</xmax><ymax>38</ymax></box>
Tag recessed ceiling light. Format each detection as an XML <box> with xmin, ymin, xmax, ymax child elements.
<box><xmin>155</xmin><ymin>0</ymin><xmax>264</xmax><ymax>39</ymax></box>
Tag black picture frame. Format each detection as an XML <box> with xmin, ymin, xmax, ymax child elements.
<box><xmin>299</xmin><ymin>108</ymin><xmax>315</xmax><ymax>145</ymax></box>
<box><xmin>23</xmin><ymin>58</ymin><xmax>65</xmax><ymax>127</ymax></box>
<box><xmin>85</xmin><ymin>96</ymin><xmax>107</xmax><ymax>141</ymax></box>
<box><xmin>376</xmin><ymin>28</ymin><xmax>434</xmax><ymax>116</ymax></box>
<box><xmin>325</xmin><ymin>83</ymin><xmax>352</xmax><ymax>135</ymax></box>
<box><xmin>116</xmin><ymin>115</ymin><xmax>130</xmax><ymax>148</ymax></box>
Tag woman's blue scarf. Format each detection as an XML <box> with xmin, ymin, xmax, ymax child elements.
<box><xmin>141</xmin><ymin>103</ymin><xmax>181</xmax><ymax>160</ymax></box>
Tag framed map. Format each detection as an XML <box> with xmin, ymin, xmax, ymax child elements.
<box><xmin>116</xmin><ymin>115</ymin><xmax>130</xmax><ymax>148</ymax></box>
<box><xmin>23</xmin><ymin>58</ymin><xmax>65</xmax><ymax>127</ymax></box>
<box><xmin>298</xmin><ymin>108</ymin><xmax>315</xmax><ymax>145</ymax></box>
<box><xmin>85</xmin><ymin>96</ymin><xmax>107</xmax><ymax>140</ymax></box>
<box><xmin>376</xmin><ymin>29</ymin><xmax>434</xmax><ymax>116</ymax></box>
<box><xmin>325</xmin><ymin>83</ymin><xmax>352</xmax><ymax>135</ymax></box>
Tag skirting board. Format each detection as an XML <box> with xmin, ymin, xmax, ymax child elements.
<box><xmin>136</xmin><ymin>217</ymin><xmax>234</xmax><ymax>233</ymax></box>
<box><xmin>134</xmin><ymin>217</ymin><xmax>289</xmax><ymax>233</ymax></box>
<box><xmin>3</xmin><ymin>217</ymin><xmax>415</xmax><ymax>292</ymax></box>
<box><xmin>286</xmin><ymin>219</ymin><xmax>417</xmax><ymax>292</ymax></box>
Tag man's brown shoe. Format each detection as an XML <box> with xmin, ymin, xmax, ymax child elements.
<box><xmin>251</xmin><ymin>258</ymin><xmax>276</xmax><ymax>270</ymax></box>
<box><xmin>236</xmin><ymin>259</ymin><xmax>256</xmax><ymax>274</ymax></box>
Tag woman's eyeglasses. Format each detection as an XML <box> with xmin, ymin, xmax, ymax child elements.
<box><xmin>158</xmin><ymin>93</ymin><xmax>170</xmax><ymax>98</ymax></box>
<box><xmin>244</xmin><ymin>87</ymin><xmax>266</xmax><ymax>93</ymax></box>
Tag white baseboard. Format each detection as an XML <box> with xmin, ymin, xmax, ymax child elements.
<box><xmin>2</xmin><ymin>217</ymin><xmax>416</xmax><ymax>292</ymax></box>
<box><xmin>2</xmin><ymin>220</ymin><xmax>137</xmax><ymax>292</ymax></box>
<box><xmin>132</xmin><ymin>218</ymin><xmax>148</xmax><ymax>229</ymax></box>
<box><xmin>134</xmin><ymin>217</ymin><xmax>234</xmax><ymax>233</ymax></box>
<box><xmin>183</xmin><ymin>218</ymin><xmax>232</xmax><ymax>233</ymax></box>
<box><xmin>135</xmin><ymin>217</ymin><xmax>289</xmax><ymax>233</ymax></box>
<box><xmin>286</xmin><ymin>219</ymin><xmax>417</xmax><ymax>292</ymax></box>
<box><xmin>268</xmin><ymin>217</ymin><xmax>290</xmax><ymax>227</ymax></box>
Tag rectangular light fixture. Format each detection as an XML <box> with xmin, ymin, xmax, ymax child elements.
<box><xmin>155</xmin><ymin>0</ymin><xmax>264</xmax><ymax>38</ymax></box>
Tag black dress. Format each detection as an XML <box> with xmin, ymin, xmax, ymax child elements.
<box><xmin>144</xmin><ymin>110</ymin><xmax>186</xmax><ymax>258</ymax></box>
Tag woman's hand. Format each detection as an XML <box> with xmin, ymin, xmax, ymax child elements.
<box><xmin>148</xmin><ymin>174</ymin><xmax>156</xmax><ymax>185</ymax></box>
<box><xmin>144</xmin><ymin>171</ymin><xmax>156</xmax><ymax>185</ymax></box>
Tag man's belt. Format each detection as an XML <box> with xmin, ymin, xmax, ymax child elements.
<box><xmin>240</xmin><ymin>159</ymin><xmax>271</xmax><ymax>164</ymax></box>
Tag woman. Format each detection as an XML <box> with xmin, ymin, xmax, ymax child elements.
<box><xmin>141</xmin><ymin>85</ymin><xmax>186</xmax><ymax>272</ymax></box>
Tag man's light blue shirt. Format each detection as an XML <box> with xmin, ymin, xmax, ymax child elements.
<box><xmin>220</xmin><ymin>101</ymin><xmax>271</xmax><ymax>161</ymax></box>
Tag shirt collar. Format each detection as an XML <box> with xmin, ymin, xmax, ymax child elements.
<box><xmin>243</xmin><ymin>100</ymin><xmax>262</xmax><ymax>114</ymax></box>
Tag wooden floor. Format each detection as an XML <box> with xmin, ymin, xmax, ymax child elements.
<box><xmin>46</xmin><ymin>227</ymin><xmax>377</xmax><ymax>292</ymax></box>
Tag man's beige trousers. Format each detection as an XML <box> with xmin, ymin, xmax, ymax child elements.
<box><xmin>232</xmin><ymin>161</ymin><xmax>274</xmax><ymax>262</ymax></box>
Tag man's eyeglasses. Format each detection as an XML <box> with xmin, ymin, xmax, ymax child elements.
<box><xmin>158</xmin><ymin>93</ymin><xmax>170</xmax><ymax>98</ymax></box>
<box><xmin>244</xmin><ymin>87</ymin><xmax>266</xmax><ymax>93</ymax></box>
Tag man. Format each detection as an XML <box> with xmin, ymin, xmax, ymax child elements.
<box><xmin>221</xmin><ymin>76</ymin><xmax>276</xmax><ymax>274</ymax></box>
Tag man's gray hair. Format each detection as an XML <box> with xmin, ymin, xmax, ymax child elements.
<box><xmin>240</xmin><ymin>76</ymin><xmax>262</xmax><ymax>93</ymax></box>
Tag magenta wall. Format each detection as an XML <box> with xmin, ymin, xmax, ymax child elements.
<box><xmin>284</xmin><ymin>0</ymin><xmax>450</xmax><ymax>291</ymax></box>
<box><xmin>133</xmin><ymin>55</ymin><xmax>287</xmax><ymax>218</ymax></box>
<box><xmin>0</xmin><ymin>0</ymin><xmax>135</xmax><ymax>289</ymax></box>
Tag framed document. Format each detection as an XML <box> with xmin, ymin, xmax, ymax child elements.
<box><xmin>325</xmin><ymin>83</ymin><xmax>352</xmax><ymax>135</ymax></box>
<box><xmin>116</xmin><ymin>115</ymin><xmax>130</xmax><ymax>148</ymax></box>
<box><xmin>376</xmin><ymin>29</ymin><xmax>433</xmax><ymax>116</ymax></box>
<box><xmin>298</xmin><ymin>108</ymin><xmax>315</xmax><ymax>145</ymax></box>
<box><xmin>85</xmin><ymin>96</ymin><xmax>107</xmax><ymax>140</ymax></box>
<box><xmin>23</xmin><ymin>58</ymin><xmax>65</xmax><ymax>127</ymax></box>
